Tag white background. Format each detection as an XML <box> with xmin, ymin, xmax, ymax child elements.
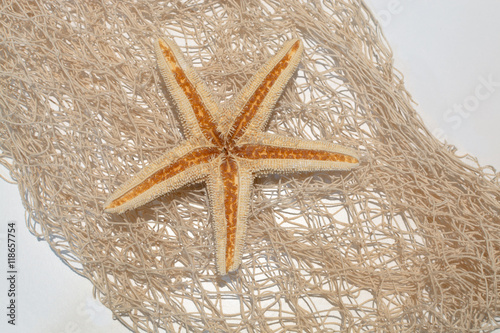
<box><xmin>1</xmin><ymin>1</ymin><xmax>499</xmax><ymax>332</ymax></box>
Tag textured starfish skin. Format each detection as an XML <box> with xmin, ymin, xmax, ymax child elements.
<box><xmin>104</xmin><ymin>38</ymin><xmax>359</xmax><ymax>274</ymax></box>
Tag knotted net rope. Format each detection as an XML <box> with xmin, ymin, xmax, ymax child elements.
<box><xmin>1</xmin><ymin>0</ymin><xmax>499</xmax><ymax>331</ymax></box>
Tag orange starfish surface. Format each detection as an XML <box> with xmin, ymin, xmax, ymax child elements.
<box><xmin>104</xmin><ymin>38</ymin><xmax>359</xmax><ymax>274</ymax></box>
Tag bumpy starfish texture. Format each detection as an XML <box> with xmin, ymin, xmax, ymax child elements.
<box><xmin>104</xmin><ymin>38</ymin><xmax>359</xmax><ymax>274</ymax></box>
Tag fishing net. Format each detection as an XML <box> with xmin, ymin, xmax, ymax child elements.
<box><xmin>1</xmin><ymin>0</ymin><xmax>499</xmax><ymax>332</ymax></box>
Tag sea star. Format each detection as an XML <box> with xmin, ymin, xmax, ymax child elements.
<box><xmin>104</xmin><ymin>37</ymin><xmax>359</xmax><ymax>274</ymax></box>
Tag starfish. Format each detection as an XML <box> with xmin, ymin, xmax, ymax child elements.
<box><xmin>104</xmin><ymin>37</ymin><xmax>359</xmax><ymax>274</ymax></box>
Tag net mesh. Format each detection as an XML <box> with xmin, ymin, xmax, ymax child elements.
<box><xmin>1</xmin><ymin>0</ymin><xmax>499</xmax><ymax>332</ymax></box>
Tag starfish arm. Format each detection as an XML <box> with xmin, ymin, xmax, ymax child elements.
<box><xmin>227</xmin><ymin>39</ymin><xmax>304</xmax><ymax>141</ymax></box>
<box><xmin>104</xmin><ymin>140</ymin><xmax>219</xmax><ymax>214</ymax></box>
<box><xmin>234</xmin><ymin>133</ymin><xmax>359</xmax><ymax>174</ymax></box>
<box><xmin>155</xmin><ymin>38</ymin><xmax>223</xmax><ymax>145</ymax></box>
<box><xmin>206</xmin><ymin>157</ymin><xmax>254</xmax><ymax>274</ymax></box>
